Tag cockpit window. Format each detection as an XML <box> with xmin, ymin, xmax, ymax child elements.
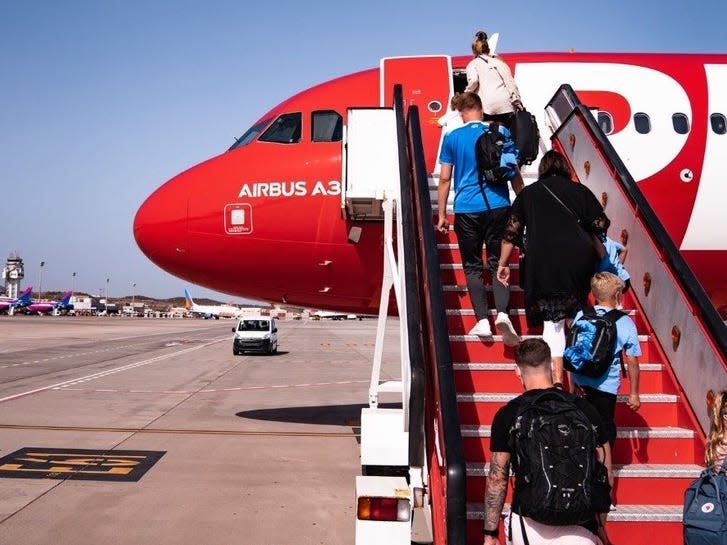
<box><xmin>672</xmin><ymin>113</ymin><xmax>690</xmax><ymax>135</ymax></box>
<box><xmin>259</xmin><ymin>113</ymin><xmax>302</xmax><ymax>144</ymax></box>
<box><xmin>597</xmin><ymin>112</ymin><xmax>614</xmax><ymax>135</ymax></box>
<box><xmin>711</xmin><ymin>113</ymin><xmax>727</xmax><ymax>135</ymax></box>
<box><xmin>312</xmin><ymin>110</ymin><xmax>343</xmax><ymax>142</ymax></box>
<box><xmin>228</xmin><ymin>117</ymin><xmax>273</xmax><ymax>151</ymax></box>
<box><xmin>634</xmin><ymin>113</ymin><xmax>651</xmax><ymax>134</ymax></box>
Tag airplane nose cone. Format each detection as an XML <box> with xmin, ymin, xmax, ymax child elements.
<box><xmin>133</xmin><ymin>175</ymin><xmax>190</xmax><ymax>276</ymax></box>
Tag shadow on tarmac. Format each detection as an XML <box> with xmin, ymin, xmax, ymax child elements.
<box><xmin>236</xmin><ymin>402</ymin><xmax>401</xmax><ymax>426</ymax></box>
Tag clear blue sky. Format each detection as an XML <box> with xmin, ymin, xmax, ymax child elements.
<box><xmin>1</xmin><ymin>0</ymin><xmax>725</xmax><ymax>302</ymax></box>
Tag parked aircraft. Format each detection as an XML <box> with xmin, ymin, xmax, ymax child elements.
<box><xmin>183</xmin><ymin>288</ymin><xmax>242</xmax><ymax>319</ymax></box>
<box><xmin>134</xmin><ymin>39</ymin><xmax>727</xmax><ymax>317</ymax></box>
<box><xmin>22</xmin><ymin>291</ymin><xmax>74</xmax><ymax>315</ymax></box>
<box><xmin>311</xmin><ymin>310</ymin><xmax>357</xmax><ymax>320</ymax></box>
<box><xmin>0</xmin><ymin>286</ymin><xmax>33</xmax><ymax>314</ymax></box>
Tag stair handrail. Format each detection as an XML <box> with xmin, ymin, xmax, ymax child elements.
<box><xmin>406</xmin><ymin>103</ymin><xmax>467</xmax><ymax>545</ymax></box>
<box><xmin>391</xmin><ymin>85</ymin><xmax>426</xmax><ymax>468</ymax></box>
<box><xmin>546</xmin><ymin>84</ymin><xmax>727</xmax><ymax>433</ymax></box>
<box><xmin>547</xmin><ymin>84</ymin><xmax>727</xmax><ymax>357</ymax></box>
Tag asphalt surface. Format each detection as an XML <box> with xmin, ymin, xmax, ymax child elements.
<box><xmin>0</xmin><ymin>315</ymin><xmax>402</xmax><ymax>545</ymax></box>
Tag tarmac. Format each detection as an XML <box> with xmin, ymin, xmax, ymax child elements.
<box><xmin>0</xmin><ymin>315</ymin><xmax>402</xmax><ymax>545</ymax></box>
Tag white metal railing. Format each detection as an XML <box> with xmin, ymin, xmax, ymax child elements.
<box><xmin>368</xmin><ymin>195</ymin><xmax>410</xmax><ymax>419</ymax></box>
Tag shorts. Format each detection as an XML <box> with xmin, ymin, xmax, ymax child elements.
<box><xmin>506</xmin><ymin>512</ymin><xmax>602</xmax><ymax>545</ymax></box>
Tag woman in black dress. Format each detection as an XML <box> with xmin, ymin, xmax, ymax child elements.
<box><xmin>496</xmin><ymin>150</ymin><xmax>608</xmax><ymax>385</ymax></box>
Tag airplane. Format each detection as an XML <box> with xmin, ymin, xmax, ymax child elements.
<box><xmin>0</xmin><ymin>286</ymin><xmax>33</xmax><ymax>314</ymax></box>
<box><xmin>22</xmin><ymin>291</ymin><xmax>74</xmax><ymax>315</ymax></box>
<box><xmin>133</xmin><ymin>38</ymin><xmax>727</xmax><ymax>318</ymax></box>
<box><xmin>310</xmin><ymin>310</ymin><xmax>358</xmax><ymax>321</ymax></box>
<box><xmin>183</xmin><ymin>288</ymin><xmax>242</xmax><ymax>319</ymax></box>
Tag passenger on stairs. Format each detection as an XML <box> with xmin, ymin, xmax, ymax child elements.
<box><xmin>595</xmin><ymin>232</ymin><xmax>631</xmax><ymax>294</ymax></box>
<box><xmin>497</xmin><ymin>150</ymin><xmax>609</xmax><ymax>384</ymax></box>
<box><xmin>465</xmin><ymin>30</ymin><xmax>523</xmax><ymax>124</ymax></box>
<box><xmin>436</xmin><ymin>91</ymin><xmax>523</xmax><ymax>346</ymax></box>
<box><xmin>571</xmin><ymin>272</ymin><xmax>641</xmax><ymax>448</ymax></box>
<box><xmin>434</xmin><ymin>94</ymin><xmax>465</xmax><ymax>177</ymax></box>
<box><xmin>438</xmin><ymin>94</ymin><xmax>465</xmax><ymax>134</ymax></box>
<box><xmin>483</xmin><ymin>339</ymin><xmax>611</xmax><ymax>545</ymax></box>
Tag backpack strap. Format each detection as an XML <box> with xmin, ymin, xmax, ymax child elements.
<box><xmin>518</xmin><ymin>512</ymin><xmax>531</xmax><ymax>545</ymax></box>
<box><xmin>478</xmin><ymin>55</ymin><xmax>520</xmax><ymax>105</ymax></box>
<box><xmin>598</xmin><ymin>308</ymin><xmax>627</xmax><ymax>376</ymax></box>
<box><xmin>476</xmin><ymin>123</ymin><xmax>500</xmax><ymax>211</ymax></box>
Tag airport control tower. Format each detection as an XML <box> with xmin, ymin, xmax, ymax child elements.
<box><xmin>2</xmin><ymin>253</ymin><xmax>25</xmax><ymax>299</ymax></box>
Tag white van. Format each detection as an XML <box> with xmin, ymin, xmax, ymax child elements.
<box><xmin>232</xmin><ymin>316</ymin><xmax>278</xmax><ymax>355</ymax></box>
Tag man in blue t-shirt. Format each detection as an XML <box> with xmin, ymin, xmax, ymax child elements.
<box><xmin>436</xmin><ymin>92</ymin><xmax>523</xmax><ymax>345</ymax></box>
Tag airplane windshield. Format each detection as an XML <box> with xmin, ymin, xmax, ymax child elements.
<box><xmin>259</xmin><ymin>113</ymin><xmax>302</xmax><ymax>144</ymax></box>
<box><xmin>237</xmin><ymin>320</ymin><xmax>270</xmax><ymax>331</ymax></box>
<box><xmin>228</xmin><ymin>117</ymin><xmax>273</xmax><ymax>151</ymax></box>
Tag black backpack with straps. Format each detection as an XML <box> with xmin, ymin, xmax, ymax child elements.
<box><xmin>509</xmin><ymin>389</ymin><xmax>609</xmax><ymax>526</ymax></box>
<box><xmin>475</xmin><ymin>123</ymin><xmax>509</xmax><ymax>187</ymax></box>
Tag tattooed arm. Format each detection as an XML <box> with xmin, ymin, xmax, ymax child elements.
<box><xmin>483</xmin><ymin>451</ymin><xmax>511</xmax><ymax>545</ymax></box>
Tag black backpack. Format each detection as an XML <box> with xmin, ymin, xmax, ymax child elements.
<box><xmin>475</xmin><ymin>123</ymin><xmax>509</xmax><ymax>187</ymax></box>
<box><xmin>509</xmin><ymin>389</ymin><xmax>609</xmax><ymax>526</ymax></box>
<box><xmin>509</xmin><ymin>109</ymin><xmax>540</xmax><ymax>165</ymax></box>
<box><xmin>564</xmin><ymin>307</ymin><xmax>625</xmax><ymax>378</ymax></box>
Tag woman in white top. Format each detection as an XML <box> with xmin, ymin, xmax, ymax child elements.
<box><xmin>465</xmin><ymin>31</ymin><xmax>523</xmax><ymax>123</ymax></box>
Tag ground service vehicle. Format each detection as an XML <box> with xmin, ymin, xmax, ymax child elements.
<box><xmin>232</xmin><ymin>317</ymin><xmax>278</xmax><ymax>355</ymax></box>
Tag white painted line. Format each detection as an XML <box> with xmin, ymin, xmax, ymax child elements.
<box><xmin>0</xmin><ymin>336</ymin><xmax>227</xmax><ymax>404</ymax></box>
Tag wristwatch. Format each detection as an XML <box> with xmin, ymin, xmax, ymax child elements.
<box><xmin>483</xmin><ymin>527</ymin><xmax>499</xmax><ymax>537</ymax></box>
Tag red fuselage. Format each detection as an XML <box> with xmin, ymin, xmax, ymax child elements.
<box><xmin>134</xmin><ymin>52</ymin><xmax>727</xmax><ymax>316</ymax></box>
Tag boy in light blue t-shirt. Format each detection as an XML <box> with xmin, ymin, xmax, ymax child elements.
<box><xmin>596</xmin><ymin>235</ymin><xmax>631</xmax><ymax>292</ymax></box>
<box><xmin>571</xmin><ymin>272</ymin><xmax>641</xmax><ymax>449</ymax></box>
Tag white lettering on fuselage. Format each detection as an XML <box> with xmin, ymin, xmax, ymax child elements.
<box><xmin>681</xmin><ymin>64</ymin><xmax>727</xmax><ymax>250</ymax></box>
<box><xmin>237</xmin><ymin>180</ymin><xmax>341</xmax><ymax>199</ymax></box>
<box><xmin>514</xmin><ymin>62</ymin><xmax>691</xmax><ymax>181</ymax></box>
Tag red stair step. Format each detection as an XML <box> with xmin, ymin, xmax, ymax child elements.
<box><xmin>461</xmin><ymin>425</ymin><xmax>698</xmax><ymax>465</ymax></box>
<box><xmin>453</xmin><ymin>362</ymin><xmax>670</xmax><ymax>394</ymax></box>
<box><xmin>464</xmin><ymin>463</ymin><xmax>700</xmax><ymax>505</ymax></box>
<box><xmin>465</xmin><ymin>505</ymin><xmax>683</xmax><ymax>545</ymax></box>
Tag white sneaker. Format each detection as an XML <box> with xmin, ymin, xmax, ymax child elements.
<box><xmin>495</xmin><ymin>312</ymin><xmax>521</xmax><ymax>347</ymax></box>
<box><xmin>468</xmin><ymin>319</ymin><xmax>493</xmax><ymax>337</ymax></box>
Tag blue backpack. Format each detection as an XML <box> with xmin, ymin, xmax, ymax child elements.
<box><xmin>564</xmin><ymin>307</ymin><xmax>625</xmax><ymax>378</ymax></box>
<box><xmin>684</xmin><ymin>460</ymin><xmax>727</xmax><ymax>544</ymax></box>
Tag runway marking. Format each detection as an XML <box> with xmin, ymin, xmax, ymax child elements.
<box><xmin>0</xmin><ymin>424</ymin><xmax>358</xmax><ymax>438</ymax></box>
<box><xmin>0</xmin><ymin>336</ymin><xmax>228</xmax><ymax>404</ymax></box>
<box><xmin>50</xmin><ymin>380</ymin><xmax>370</xmax><ymax>395</ymax></box>
<box><xmin>0</xmin><ymin>337</ymin><xmax>218</xmax><ymax>368</ymax></box>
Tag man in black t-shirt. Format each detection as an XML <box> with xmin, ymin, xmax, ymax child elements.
<box><xmin>482</xmin><ymin>339</ymin><xmax>612</xmax><ymax>545</ymax></box>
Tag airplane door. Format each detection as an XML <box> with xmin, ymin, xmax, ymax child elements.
<box><xmin>381</xmin><ymin>56</ymin><xmax>453</xmax><ymax>173</ymax></box>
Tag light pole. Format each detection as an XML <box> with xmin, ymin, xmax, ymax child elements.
<box><xmin>72</xmin><ymin>272</ymin><xmax>76</xmax><ymax>294</ymax></box>
<box><xmin>131</xmin><ymin>282</ymin><xmax>136</xmax><ymax>316</ymax></box>
<box><xmin>106</xmin><ymin>277</ymin><xmax>110</xmax><ymax>314</ymax></box>
<box><xmin>39</xmin><ymin>261</ymin><xmax>45</xmax><ymax>301</ymax></box>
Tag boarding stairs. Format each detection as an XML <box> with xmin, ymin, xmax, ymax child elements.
<box><xmin>353</xmin><ymin>83</ymin><xmax>727</xmax><ymax>545</ymax></box>
<box><xmin>426</xmin><ymin>85</ymin><xmax>727</xmax><ymax>544</ymax></box>
<box><xmin>435</xmin><ymin>214</ymin><xmax>701</xmax><ymax>543</ymax></box>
